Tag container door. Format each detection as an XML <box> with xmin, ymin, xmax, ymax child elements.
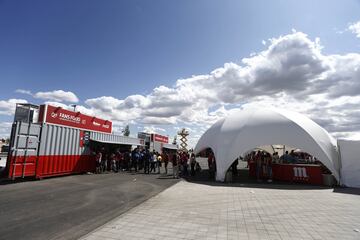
<box><xmin>7</xmin><ymin>122</ymin><xmax>41</xmax><ymax>179</ymax></box>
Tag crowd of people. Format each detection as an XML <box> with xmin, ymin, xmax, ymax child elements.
<box><xmin>93</xmin><ymin>146</ymin><xmax>330</xmax><ymax>184</ymax></box>
<box><xmin>280</xmin><ymin>150</ymin><xmax>317</xmax><ymax>164</ymax></box>
<box><xmin>245</xmin><ymin>151</ymin><xmax>274</xmax><ymax>182</ymax></box>
<box><xmin>94</xmin><ymin>147</ymin><xmax>201</xmax><ymax>178</ymax></box>
<box><xmin>244</xmin><ymin>149</ymin><xmax>324</xmax><ymax>182</ymax></box>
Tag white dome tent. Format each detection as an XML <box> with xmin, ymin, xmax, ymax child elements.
<box><xmin>194</xmin><ymin>108</ymin><xmax>340</xmax><ymax>182</ymax></box>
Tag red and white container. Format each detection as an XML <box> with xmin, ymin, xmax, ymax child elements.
<box><xmin>5</xmin><ymin>103</ymin><xmax>142</xmax><ymax>179</ymax></box>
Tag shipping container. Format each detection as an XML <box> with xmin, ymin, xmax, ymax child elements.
<box><xmin>6</xmin><ymin>121</ymin><xmax>94</xmax><ymax>179</ymax></box>
<box><xmin>5</xmin><ymin>103</ymin><xmax>143</xmax><ymax>180</ymax></box>
<box><xmin>137</xmin><ymin>132</ymin><xmax>177</xmax><ymax>153</ymax></box>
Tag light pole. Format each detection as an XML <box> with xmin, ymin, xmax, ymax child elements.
<box><xmin>70</xmin><ymin>104</ymin><xmax>77</xmax><ymax>112</ymax></box>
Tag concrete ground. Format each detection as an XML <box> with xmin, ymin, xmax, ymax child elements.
<box><xmin>2</xmin><ymin>158</ymin><xmax>359</xmax><ymax>240</ymax></box>
<box><xmin>81</xmin><ymin>181</ymin><xmax>360</xmax><ymax>240</ymax></box>
<box><xmin>0</xmin><ymin>172</ymin><xmax>179</xmax><ymax>240</ymax></box>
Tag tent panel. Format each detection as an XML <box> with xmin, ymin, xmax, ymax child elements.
<box><xmin>338</xmin><ymin>139</ymin><xmax>360</xmax><ymax>188</ymax></box>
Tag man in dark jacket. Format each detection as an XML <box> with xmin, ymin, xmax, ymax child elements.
<box><xmin>144</xmin><ymin>149</ymin><xmax>150</xmax><ymax>174</ymax></box>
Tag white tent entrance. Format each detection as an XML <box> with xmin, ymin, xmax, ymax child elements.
<box><xmin>195</xmin><ymin>108</ymin><xmax>340</xmax><ymax>184</ymax></box>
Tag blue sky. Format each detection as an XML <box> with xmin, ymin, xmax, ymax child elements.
<box><xmin>1</xmin><ymin>0</ymin><xmax>360</xmax><ymax>145</ymax></box>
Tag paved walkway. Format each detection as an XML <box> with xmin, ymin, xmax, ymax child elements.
<box><xmin>81</xmin><ymin>181</ymin><xmax>360</xmax><ymax>240</ymax></box>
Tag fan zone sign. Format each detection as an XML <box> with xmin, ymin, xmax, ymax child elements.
<box><xmin>152</xmin><ymin>134</ymin><xmax>169</xmax><ymax>143</ymax></box>
<box><xmin>39</xmin><ymin>105</ymin><xmax>112</xmax><ymax>134</ymax></box>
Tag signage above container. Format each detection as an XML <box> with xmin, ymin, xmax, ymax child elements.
<box><xmin>151</xmin><ymin>133</ymin><xmax>169</xmax><ymax>143</ymax></box>
<box><xmin>38</xmin><ymin>104</ymin><xmax>112</xmax><ymax>133</ymax></box>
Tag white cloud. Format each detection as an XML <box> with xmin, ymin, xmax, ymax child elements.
<box><xmin>0</xmin><ymin>99</ymin><xmax>28</xmax><ymax>115</ymax></box>
<box><xmin>0</xmin><ymin>122</ymin><xmax>12</xmax><ymax>139</ymax></box>
<box><xmin>79</xmin><ymin>31</ymin><xmax>360</xmax><ymax>143</ymax></box>
<box><xmin>15</xmin><ymin>89</ymin><xmax>79</xmax><ymax>103</ymax></box>
<box><xmin>110</xmin><ymin>121</ymin><xmax>127</xmax><ymax>135</ymax></box>
<box><xmin>348</xmin><ymin>21</ymin><xmax>360</xmax><ymax>38</ymax></box>
<box><xmin>141</xmin><ymin>126</ymin><xmax>166</xmax><ymax>134</ymax></box>
<box><xmin>15</xmin><ymin>89</ymin><xmax>32</xmax><ymax>95</ymax></box>
<box><xmin>34</xmin><ymin>90</ymin><xmax>79</xmax><ymax>103</ymax></box>
<box><xmin>2</xmin><ymin>30</ymin><xmax>360</xmax><ymax>145</ymax></box>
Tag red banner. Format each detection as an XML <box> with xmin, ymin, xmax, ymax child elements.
<box><xmin>40</xmin><ymin>105</ymin><xmax>112</xmax><ymax>133</ymax></box>
<box><xmin>249</xmin><ymin>162</ymin><xmax>323</xmax><ymax>185</ymax></box>
<box><xmin>153</xmin><ymin>134</ymin><xmax>168</xmax><ymax>143</ymax></box>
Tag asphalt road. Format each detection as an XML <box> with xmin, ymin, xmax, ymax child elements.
<box><xmin>0</xmin><ymin>172</ymin><xmax>179</xmax><ymax>240</ymax></box>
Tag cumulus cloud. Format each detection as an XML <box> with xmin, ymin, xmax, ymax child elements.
<box><xmin>0</xmin><ymin>122</ymin><xmax>13</xmax><ymax>139</ymax></box>
<box><xmin>2</xmin><ymin>30</ymin><xmax>360</xmax><ymax>144</ymax></box>
<box><xmin>0</xmin><ymin>99</ymin><xmax>28</xmax><ymax>115</ymax></box>
<box><xmin>81</xmin><ymin>31</ymin><xmax>360</xmax><ymax>141</ymax></box>
<box><xmin>141</xmin><ymin>126</ymin><xmax>166</xmax><ymax>133</ymax></box>
<box><xmin>34</xmin><ymin>90</ymin><xmax>79</xmax><ymax>103</ymax></box>
<box><xmin>15</xmin><ymin>89</ymin><xmax>32</xmax><ymax>95</ymax></box>
<box><xmin>15</xmin><ymin>89</ymin><xmax>79</xmax><ymax>103</ymax></box>
<box><xmin>348</xmin><ymin>21</ymin><xmax>360</xmax><ymax>38</ymax></box>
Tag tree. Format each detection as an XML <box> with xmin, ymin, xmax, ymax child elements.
<box><xmin>122</xmin><ymin>125</ymin><xmax>130</xmax><ymax>136</ymax></box>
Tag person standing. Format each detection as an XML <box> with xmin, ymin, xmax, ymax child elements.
<box><xmin>272</xmin><ymin>152</ymin><xmax>280</xmax><ymax>164</ymax></box>
<box><xmin>172</xmin><ymin>153</ymin><xmax>179</xmax><ymax>179</ymax></box>
<box><xmin>115</xmin><ymin>151</ymin><xmax>121</xmax><ymax>172</ymax></box>
<box><xmin>181</xmin><ymin>152</ymin><xmax>189</xmax><ymax>177</ymax></box>
<box><xmin>150</xmin><ymin>151</ymin><xmax>157</xmax><ymax>173</ymax></box>
<box><xmin>138</xmin><ymin>149</ymin><xmax>144</xmax><ymax>171</ymax></box>
<box><xmin>208</xmin><ymin>152</ymin><xmax>215</xmax><ymax>179</ymax></box>
<box><xmin>266</xmin><ymin>154</ymin><xmax>273</xmax><ymax>182</ymax></box>
<box><xmin>102</xmin><ymin>153</ymin><xmax>108</xmax><ymax>173</ymax></box>
<box><xmin>163</xmin><ymin>152</ymin><xmax>169</xmax><ymax>175</ymax></box>
<box><xmin>130</xmin><ymin>148</ymin><xmax>138</xmax><ymax>173</ymax></box>
<box><xmin>157</xmin><ymin>153</ymin><xmax>162</xmax><ymax>174</ymax></box>
<box><xmin>144</xmin><ymin>149</ymin><xmax>150</xmax><ymax>174</ymax></box>
<box><xmin>95</xmin><ymin>151</ymin><xmax>102</xmax><ymax>174</ymax></box>
<box><xmin>231</xmin><ymin>159</ymin><xmax>238</xmax><ymax>177</ymax></box>
<box><xmin>190</xmin><ymin>153</ymin><xmax>196</xmax><ymax>176</ymax></box>
<box><xmin>255</xmin><ymin>151</ymin><xmax>262</xmax><ymax>182</ymax></box>
<box><xmin>110</xmin><ymin>153</ymin><xmax>117</xmax><ymax>172</ymax></box>
<box><xmin>124</xmin><ymin>151</ymin><xmax>130</xmax><ymax>171</ymax></box>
